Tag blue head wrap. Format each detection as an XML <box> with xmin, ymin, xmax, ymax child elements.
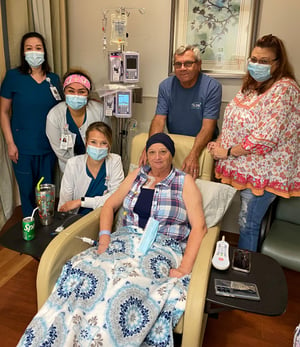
<box><xmin>146</xmin><ymin>133</ymin><xmax>175</xmax><ymax>157</ymax></box>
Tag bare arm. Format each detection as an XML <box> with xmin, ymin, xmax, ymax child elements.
<box><xmin>149</xmin><ymin>114</ymin><xmax>166</xmax><ymax>135</ymax></box>
<box><xmin>0</xmin><ymin>96</ymin><xmax>18</xmax><ymax>163</ymax></box>
<box><xmin>97</xmin><ymin>168</ymin><xmax>139</xmax><ymax>253</ymax></box>
<box><xmin>181</xmin><ymin>118</ymin><xmax>217</xmax><ymax>179</ymax></box>
<box><xmin>138</xmin><ymin>114</ymin><xmax>167</xmax><ymax>166</ymax></box>
<box><xmin>169</xmin><ymin>174</ymin><xmax>207</xmax><ymax>278</ymax></box>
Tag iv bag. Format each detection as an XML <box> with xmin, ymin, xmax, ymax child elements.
<box><xmin>110</xmin><ymin>13</ymin><xmax>127</xmax><ymax>45</ymax></box>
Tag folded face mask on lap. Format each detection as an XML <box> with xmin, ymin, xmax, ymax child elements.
<box><xmin>138</xmin><ymin>217</ymin><xmax>159</xmax><ymax>255</ymax></box>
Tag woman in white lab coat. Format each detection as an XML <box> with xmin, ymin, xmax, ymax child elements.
<box><xmin>46</xmin><ymin>68</ymin><xmax>110</xmax><ymax>172</ymax></box>
<box><xmin>58</xmin><ymin>121</ymin><xmax>124</xmax><ymax>214</ymax></box>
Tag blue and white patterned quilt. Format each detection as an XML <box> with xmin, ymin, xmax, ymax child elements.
<box><xmin>17</xmin><ymin>227</ymin><xmax>190</xmax><ymax>347</ymax></box>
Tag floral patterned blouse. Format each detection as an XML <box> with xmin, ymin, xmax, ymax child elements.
<box><xmin>215</xmin><ymin>78</ymin><xmax>300</xmax><ymax>198</ymax></box>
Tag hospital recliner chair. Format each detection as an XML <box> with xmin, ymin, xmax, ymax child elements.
<box><xmin>36</xmin><ymin>133</ymin><xmax>221</xmax><ymax>347</ymax></box>
<box><xmin>260</xmin><ymin>196</ymin><xmax>300</xmax><ymax>272</ymax></box>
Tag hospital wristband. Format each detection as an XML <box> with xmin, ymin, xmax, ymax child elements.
<box><xmin>99</xmin><ymin>230</ymin><xmax>111</xmax><ymax>237</ymax></box>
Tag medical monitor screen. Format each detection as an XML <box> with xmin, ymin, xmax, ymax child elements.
<box><xmin>126</xmin><ymin>57</ymin><xmax>137</xmax><ymax>69</ymax></box>
<box><xmin>115</xmin><ymin>90</ymin><xmax>131</xmax><ymax>117</ymax></box>
<box><xmin>123</xmin><ymin>52</ymin><xmax>139</xmax><ymax>82</ymax></box>
<box><xmin>118</xmin><ymin>93</ymin><xmax>129</xmax><ymax>106</ymax></box>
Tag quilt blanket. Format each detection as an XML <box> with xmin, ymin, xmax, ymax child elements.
<box><xmin>17</xmin><ymin>227</ymin><xmax>190</xmax><ymax>347</ymax></box>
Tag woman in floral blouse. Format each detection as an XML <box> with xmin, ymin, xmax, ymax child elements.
<box><xmin>208</xmin><ymin>34</ymin><xmax>300</xmax><ymax>251</ymax></box>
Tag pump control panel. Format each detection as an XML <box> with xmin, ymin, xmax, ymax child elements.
<box><xmin>108</xmin><ymin>51</ymin><xmax>139</xmax><ymax>83</ymax></box>
<box><xmin>104</xmin><ymin>89</ymin><xmax>132</xmax><ymax>118</ymax></box>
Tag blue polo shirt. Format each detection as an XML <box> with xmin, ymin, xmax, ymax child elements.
<box><xmin>155</xmin><ymin>73</ymin><xmax>222</xmax><ymax>136</ymax></box>
<box><xmin>0</xmin><ymin>68</ymin><xmax>62</xmax><ymax>155</ymax></box>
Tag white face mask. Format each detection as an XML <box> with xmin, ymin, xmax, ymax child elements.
<box><xmin>25</xmin><ymin>51</ymin><xmax>45</xmax><ymax>68</ymax></box>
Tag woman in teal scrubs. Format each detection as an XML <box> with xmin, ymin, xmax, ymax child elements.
<box><xmin>0</xmin><ymin>32</ymin><xmax>62</xmax><ymax>217</ymax></box>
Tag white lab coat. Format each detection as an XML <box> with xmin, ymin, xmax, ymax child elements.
<box><xmin>46</xmin><ymin>100</ymin><xmax>110</xmax><ymax>172</ymax></box>
<box><xmin>58</xmin><ymin>153</ymin><xmax>124</xmax><ymax>212</ymax></box>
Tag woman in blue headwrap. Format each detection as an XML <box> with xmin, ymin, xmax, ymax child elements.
<box><xmin>17</xmin><ymin>133</ymin><xmax>207</xmax><ymax>347</ymax></box>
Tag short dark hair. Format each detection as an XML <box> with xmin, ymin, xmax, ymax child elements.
<box><xmin>18</xmin><ymin>32</ymin><xmax>51</xmax><ymax>74</ymax></box>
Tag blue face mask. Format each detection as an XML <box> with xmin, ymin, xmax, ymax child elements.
<box><xmin>138</xmin><ymin>217</ymin><xmax>159</xmax><ymax>255</ymax></box>
<box><xmin>86</xmin><ymin>145</ymin><xmax>108</xmax><ymax>161</ymax></box>
<box><xmin>25</xmin><ymin>51</ymin><xmax>45</xmax><ymax>68</ymax></box>
<box><xmin>247</xmin><ymin>62</ymin><xmax>272</xmax><ymax>82</ymax></box>
<box><xmin>65</xmin><ymin>95</ymin><xmax>88</xmax><ymax>110</ymax></box>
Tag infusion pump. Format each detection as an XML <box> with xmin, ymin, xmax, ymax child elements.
<box><xmin>103</xmin><ymin>89</ymin><xmax>132</xmax><ymax>118</ymax></box>
<box><xmin>108</xmin><ymin>51</ymin><xmax>139</xmax><ymax>83</ymax></box>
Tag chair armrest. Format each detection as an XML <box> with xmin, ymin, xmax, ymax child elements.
<box><xmin>36</xmin><ymin>208</ymin><xmax>101</xmax><ymax>309</ymax></box>
<box><xmin>176</xmin><ymin>224</ymin><xmax>220</xmax><ymax>347</ymax></box>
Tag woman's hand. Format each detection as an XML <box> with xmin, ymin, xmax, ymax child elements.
<box><xmin>7</xmin><ymin>142</ymin><xmax>18</xmax><ymax>163</ymax></box>
<box><xmin>207</xmin><ymin>141</ymin><xmax>218</xmax><ymax>153</ymax></box>
<box><xmin>211</xmin><ymin>146</ymin><xmax>228</xmax><ymax>160</ymax></box>
<box><xmin>59</xmin><ymin>199</ymin><xmax>81</xmax><ymax>212</ymax></box>
<box><xmin>207</xmin><ymin>142</ymin><xmax>228</xmax><ymax>160</ymax></box>
<box><xmin>169</xmin><ymin>266</ymin><xmax>190</xmax><ymax>278</ymax></box>
<box><xmin>97</xmin><ymin>234</ymin><xmax>111</xmax><ymax>254</ymax></box>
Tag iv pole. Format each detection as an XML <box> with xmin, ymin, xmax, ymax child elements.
<box><xmin>100</xmin><ymin>7</ymin><xmax>144</xmax><ymax>172</ymax></box>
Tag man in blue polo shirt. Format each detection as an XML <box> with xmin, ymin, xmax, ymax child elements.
<box><xmin>140</xmin><ymin>45</ymin><xmax>222</xmax><ymax>179</ymax></box>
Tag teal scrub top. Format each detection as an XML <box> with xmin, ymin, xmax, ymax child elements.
<box><xmin>0</xmin><ymin>68</ymin><xmax>62</xmax><ymax>155</ymax></box>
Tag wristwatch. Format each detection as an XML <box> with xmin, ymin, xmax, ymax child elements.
<box><xmin>81</xmin><ymin>197</ymin><xmax>85</xmax><ymax>206</ymax></box>
<box><xmin>227</xmin><ymin>147</ymin><xmax>232</xmax><ymax>157</ymax></box>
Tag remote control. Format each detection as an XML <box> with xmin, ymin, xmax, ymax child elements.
<box><xmin>212</xmin><ymin>236</ymin><xmax>230</xmax><ymax>270</ymax></box>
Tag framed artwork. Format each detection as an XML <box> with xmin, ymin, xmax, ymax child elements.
<box><xmin>169</xmin><ymin>0</ymin><xmax>260</xmax><ymax>78</ymax></box>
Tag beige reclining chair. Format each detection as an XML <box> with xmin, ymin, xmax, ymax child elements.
<box><xmin>36</xmin><ymin>133</ymin><xmax>220</xmax><ymax>347</ymax></box>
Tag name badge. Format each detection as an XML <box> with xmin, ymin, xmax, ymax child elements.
<box><xmin>60</xmin><ymin>133</ymin><xmax>73</xmax><ymax>149</ymax></box>
<box><xmin>60</xmin><ymin>134</ymin><xmax>68</xmax><ymax>150</ymax></box>
<box><xmin>46</xmin><ymin>77</ymin><xmax>62</xmax><ymax>101</ymax></box>
<box><xmin>50</xmin><ymin>86</ymin><xmax>62</xmax><ymax>101</ymax></box>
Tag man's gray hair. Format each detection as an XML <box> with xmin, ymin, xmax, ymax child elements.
<box><xmin>173</xmin><ymin>45</ymin><xmax>202</xmax><ymax>62</ymax></box>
